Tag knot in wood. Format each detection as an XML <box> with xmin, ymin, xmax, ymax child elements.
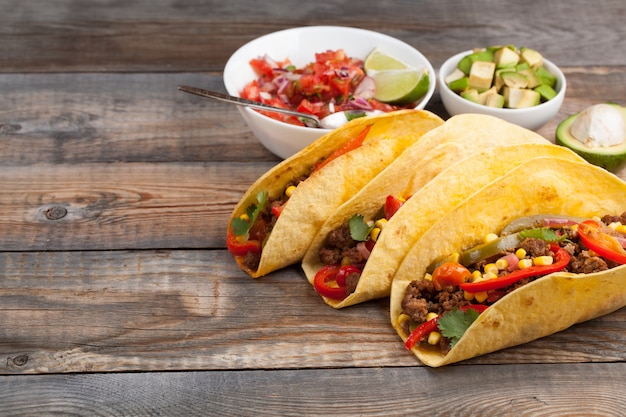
<box><xmin>9</xmin><ymin>354</ymin><xmax>29</xmax><ymax>367</ymax></box>
<box><xmin>44</xmin><ymin>205</ymin><xmax>68</xmax><ymax>220</ymax></box>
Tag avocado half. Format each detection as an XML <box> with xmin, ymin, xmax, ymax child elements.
<box><xmin>556</xmin><ymin>104</ymin><xmax>626</xmax><ymax>172</ymax></box>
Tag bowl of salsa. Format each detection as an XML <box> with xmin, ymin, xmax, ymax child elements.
<box><xmin>223</xmin><ymin>26</ymin><xmax>436</xmax><ymax>159</ymax></box>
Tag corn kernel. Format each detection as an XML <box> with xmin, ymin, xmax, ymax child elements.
<box><xmin>533</xmin><ymin>256</ymin><xmax>554</xmax><ymax>266</ymax></box>
<box><xmin>483</xmin><ymin>271</ymin><xmax>498</xmax><ymax>280</ymax></box>
<box><xmin>474</xmin><ymin>291</ymin><xmax>488</xmax><ymax>303</ymax></box>
<box><xmin>285</xmin><ymin>185</ymin><xmax>297</xmax><ymax>197</ymax></box>
<box><xmin>370</xmin><ymin>227</ymin><xmax>381</xmax><ymax>242</ymax></box>
<box><xmin>518</xmin><ymin>258</ymin><xmax>533</xmax><ymax>269</ymax></box>
<box><xmin>484</xmin><ymin>233</ymin><xmax>499</xmax><ymax>243</ymax></box>
<box><xmin>374</xmin><ymin>218</ymin><xmax>387</xmax><ymax>229</ymax></box>
<box><xmin>471</xmin><ymin>270</ymin><xmax>483</xmax><ymax>282</ymax></box>
<box><xmin>616</xmin><ymin>224</ymin><xmax>626</xmax><ymax>234</ymax></box>
<box><xmin>515</xmin><ymin>248</ymin><xmax>527</xmax><ymax>259</ymax></box>
<box><xmin>239</xmin><ymin>213</ymin><xmax>250</xmax><ymax>222</ymax></box>
<box><xmin>464</xmin><ymin>290</ymin><xmax>475</xmax><ymax>301</ymax></box>
<box><xmin>495</xmin><ymin>258</ymin><xmax>509</xmax><ymax>270</ymax></box>
<box><xmin>397</xmin><ymin>196</ymin><xmax>406</xmax><ymax>202</ymax></box>
<box><xmin>428</xmin><ymin>331</ymin><xmax>441</xmax><ymax>345</ymax></box>
<box><xmin>426</xmin><ymin>312</ymin><xmax>439</xmax><ymax>321</ymax></box>
<box><xmin>424</xmin><ymin>273</ymin><xmax>433</xmax><ymax>282</ymax></box>
<box><xmin>608</xmin><ymin>221</ymin><xmax>620</xmax><ymax>230</ymax></box>
<box><xmin>447</xmin><ymin>252</ymin><xmax>461</xmax><ymax>263</ymax></box>
<box><xmin>484</xmin><ymin>263</ymin><xmax>498</xmax><ymax>275</ymax></box>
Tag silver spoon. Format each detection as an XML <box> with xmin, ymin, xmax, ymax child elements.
<box><xmin>177</xmin><ymin>85</ymin><xmax>382</xmax><ymax>129</ymax></box>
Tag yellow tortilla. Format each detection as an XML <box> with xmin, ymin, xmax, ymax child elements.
<box><xmin>302</xmin><ymin>143</ymin><xmax>586</xmax><ymax>308</ymax></box>
<box><xmin>227</xmin><ymin>109</ymin><xmax>444</xmax><ymax>278</ymax></box>
<box><xmin>390</xmin><ymin>158</ymin><xmax>626</xmax><ymax>367</ymax></box>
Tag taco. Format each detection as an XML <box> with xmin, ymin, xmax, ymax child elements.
<box><xmin>389</xmin><ymin>158</ymin><xmax>626</xmax><ymax>367</ymax></box>
<box><xmin>302</xmin><ymin>115</ymin><xmax>570</xmax><ymax>308</ymax></box>
<box><xmin>227</xmin><ymin>109</ymin><xmax>444</xmax><ymax>278</ymax></box>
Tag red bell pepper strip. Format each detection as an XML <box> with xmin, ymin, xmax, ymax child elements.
<box><xmin>404</xmin><ymin>304</ymin><xmax>488</xmax><ymax>350</ymax></box>
<box><xmin>460</xmin><ymin>244</ymin><xmax>570</xmax><ymax>293</ymax></box>
<box><xmin>313</xmin><ymin>125</ymin><xmax>371</xmax><ymax>173</ymax></box>
<box><xmin>226</xmin><ymin>231</ymin><xmax>261</xmax><ymax>257</ymax></box>
<box><xmin>335</xmin><ymin>265</ymin><xmax>361</xmax><ymax>287</ymax></box>
<box><xmin>578</xmin><ymin>220</ymin><xmax>626</xmax><ymax>265</ymax></box>
<box><xmin>313</xmin><ymin>264</ymin><xmax>347</xmax><ymax>300</ymax></box>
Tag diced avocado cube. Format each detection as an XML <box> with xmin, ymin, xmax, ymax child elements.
<box><xmin>494</xmin><ymin>47</ymin><xmax>519</xmax><ymax>69</ymax></box>
<box><xmin>494</xmin><ymin>68</ymin><xmax>515</xmax><ymax>91</ymax></box>
<box><xmin>486</xmin><ymin>44</ymin><xmax>516</xmax><ymax>53</ymax></box>
<box><xmin>515</xmin><ymin>62</ymin><xmax>530</xmax><ymax>72</ymax></box>
<box><xmin>461</xmin><ymin>89</ymin><xmax>481</xmax><ymax>103</ymax></box>
<box><xmin>518</xmin><ymin>68</ymin><xmax>541</xmax><ymax>89</ymax></box>
<box><xmin>520</xmin><ymin>47</ymin><xmax>543</xmax><ymax>69</ymax></box>
<box><xmin>468</xmin><ymin>61</ymin><xmax>496</xmax><ymax>91</ymax></box>
<box><xmin>501</xmin><ymin>72</ymin><xmax>528</xmax><ymax>89</ymax></box>
<box><xmin>485</xmin><ymin>92</ymin><xmax>505</xmax><ymax>108</ymax></box>
<box><xmin>478</xmin><ymin>86</ymin><xmax>498</xmax><ymax>105</ymax></box>
<box><xmin>447</xmin><ymin>77</ymin><xmax>469</xmax><ymax>92</ymax></box>
<box><xmin>535</xmin><ymin>66</ymin><xmax>557</xmax><ymax>88</ymax></box>
<box><xmin>534</xmin><ymin>84</ymin><xmax>557</xmax><ymax>101</ymax></box>
<box><xmin>457</xmin><ymin>50</ymin><xmax>494</xmax><ymax>75</ymax></box>
<box><xmin>444</xmin><ymin>68</ymin><xmax>466</xmax><ymax>85</ymax></box>
<box><xmin>504</xmin><ymin>87</ymin><xmax>541</xmax><ymax>108</ymax></box>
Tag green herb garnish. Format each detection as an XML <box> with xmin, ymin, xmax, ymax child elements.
<box><xmin>231</xmin><ymin>191</ymin><xmax>268</xmax><ymax>239</ymax></box>
<box><xmin>346</xmin><ymin>110</ymin><xmax>367</xmax><ymax>122</ymax></box>
<box><xmin>519</xmin><ymin>227</ymin><xmax>565</xmax><ymax>242</ymax></box>
<box><xmin>437</xmin><ymin>308</ymin><xmax>480</xmax><ymax>347</ymax></box>
<box><xmin>349</xmin><ymin>214</ymin><xmax>373</xmax><ymax>241</ymax></box>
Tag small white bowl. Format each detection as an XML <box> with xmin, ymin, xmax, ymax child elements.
<box><xmin>438</xmin><ymin>50</ymin><xmax>566</xmax><ymax>131</ymax></box>
<box><xmin>224</xmin><ymin>26</ymin><xmax>436</xmax><ymax>159</ymax></box>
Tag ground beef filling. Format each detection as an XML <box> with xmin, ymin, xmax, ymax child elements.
<box><xmin>317</xmin><ymin>223</ymin><xmax>368</xmax><ymax>295</ymax></box>
<box><xmin>240</xmin><ymin>175</ymin><xmax>310</xmax><ymax>271</ymax></box>
<box><xmin>401</xmin><ymin>231</ymin><xmax>620</xmax><ymax>348</ymax></box>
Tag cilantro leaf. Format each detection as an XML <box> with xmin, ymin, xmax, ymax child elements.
<box><xmin>349</xmin><ymin>214</ymin><xmax>373</xmax><ymax>241</ymax></box>
<box><xmin>345</xmin><ymin>110</ymin><xmax>367</xmax><ymax>122</ymax></box>
<box><xmin>231</xmin><ymin>191</ymin><xmax>268</xmax><ymax>239</ymax></box>
<box><xmin>437</xmin><ymin>308</ymin><xmax>480</xmax><ymax>347</ymax></box>
<box><xmin>519</xmin><ymin>227</ymin><xmax>564</xmax><ymax>242</ymax></box>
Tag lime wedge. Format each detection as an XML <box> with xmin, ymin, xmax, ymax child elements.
<box><xmin>364</xmin><ymin>48</ymin><xmax>410</xmax><ymax>72</ymax></box>
<box><xmin>371</xmin><ymin>68</ymin><xmax>430</xmax><ymax>105</ymax></box>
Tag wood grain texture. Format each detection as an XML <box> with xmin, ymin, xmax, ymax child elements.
<box><xmin>0</xmin><ymin>0</ymin><xmax>624</xmax><ymax>72</ymax></box>
<box><xmin>1</xmin><ymin>364</ymin><xmax>625</xmax><ymax>416</ymax></box>
<box><xmin>1</xmin><ymin>249</ymin><xmax>625</xmax><ymax>375</ymax></box>
<box><xmin>2</xmin><ymin>0</ymin><xmax>626</xmax><ymax>414</ymax></box>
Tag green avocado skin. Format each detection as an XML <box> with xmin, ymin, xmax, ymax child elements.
<box><xmin>555</xmin><ymin>104</ymin><xmax>626</xmax><ymax>173</ymax></box>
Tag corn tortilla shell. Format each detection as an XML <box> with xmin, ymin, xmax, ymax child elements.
<box><xmin>303</xmin><ymin>143</ymin><xmax>585</xmax><ymax>308</ymax></box>
<box><xmin>390</xmin><ymin>158</ymin><xmax>626</xmax><ymax>367</ymax></box>
<box><xmin>227</xmin><ymin>109</ymin><xmax>444</xmax><ymax>278</ymax></box>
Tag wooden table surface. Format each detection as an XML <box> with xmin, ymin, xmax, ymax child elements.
<box><xmin>1</xmin><ymin>1</ymin><xmax>626</xmax><ymax>415</ymax></box>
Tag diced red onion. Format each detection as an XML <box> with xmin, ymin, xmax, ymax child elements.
<box><xmin>349</xmin><ymin>96</ymin><xmax>374</xmax><ymax>111</ymax></box>
<box><xmin>356</xmin><ymin>241</ymin><xmax>371</xmax><ymax>260</ymax></box>
<box><xmin>259</xmin><ymin>91</ymin><xmax>272</xmax><ymax>100</ymax></box>
<box><xmin>354</xmin><ymin>76</ymin><xmax>376</xmax><ymax>100</ymax></box>
<box><xmin>501</xmin><ymin>253</ymin><xmax>519</xmax><ymax>272</ymax></box>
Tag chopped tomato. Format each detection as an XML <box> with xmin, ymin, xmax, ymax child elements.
<box><xmin>239</xmin><ymin>49</ymin><xmax>413</xmax><ymax>126</ymax></box>
<box><xmin>431</xmin><ymin>262</ymin><xmax>472</xmax><ymax>291</ymax></box>
<box><xmin>384</xmin><ymin>195</ymin><xmax>405</xmax><ymax>220</ymax></box>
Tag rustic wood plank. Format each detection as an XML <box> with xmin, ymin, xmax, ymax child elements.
<box><xmin>1</xmin><ymin>363</ymin><xmax>625</xmax><ymax>416</ymax></box>
<box><xmin>1</xmin><ymin>0</ymin><xmax>624</xmax><ymax>72</ymax></box>
<box><xmin>0</xmin><ymin>162</ymin><xmax>276</xmax><ymax>251</ymax></box>
<box><xmin>2</xmin><ymin>69</ymin><xmax>626</xmax><ymax>165</ymax></box>
<box><xmin>1</xmin><ymin>249</ymin><xmax>625</xmax><ymax>375</ymax></box>
<box><xmin>0</xmin><ymin>72</ymin><xmax>281</xmax><ymax>164</ymax></box>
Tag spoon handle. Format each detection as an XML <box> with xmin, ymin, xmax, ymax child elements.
<box><xmin>177</xmin><ymin>85</ymin><xmax>321</xmax><ymax>127</ymax></box>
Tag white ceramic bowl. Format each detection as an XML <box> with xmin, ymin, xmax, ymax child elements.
<box><xmin>224</xmin><ymin>26</ymin><xmax>436</xmax><ymax>159</ymax></box>
<box><xmin>438</xmin><ymin>50</ymin><xmax>566</xmax><ymax>131</ymax></box>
